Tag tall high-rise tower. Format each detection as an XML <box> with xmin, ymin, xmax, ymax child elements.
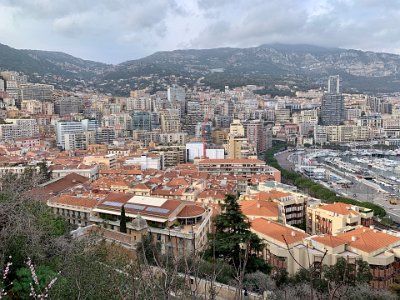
<box><xmin>328</xmin><ymin>75</ymin><xmax>340</xmax><ymax>94</ymax></box>
<box><xmin>167</xmin><ymin>85</ymin><xmax>185</xmax><ymax>102</ymax></box>
<box><xmin>320</xmin><ymin>75</ymin><xmax>344</xmax><ymax>125</ymax></box>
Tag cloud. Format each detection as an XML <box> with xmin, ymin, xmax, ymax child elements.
<box><xmin>53</xmin><ymin>13</ymin><xmax>91</xmax><ymax>37</ymax></box>
<box><xmin>191</xmin><ymin>0</ymin><xmax>400</xmax><ymax>54</ymax></box>
<box><xmin>0</xmin><ymin>0</ymin><xmax>400</xmax><ymax>63</ymax></box>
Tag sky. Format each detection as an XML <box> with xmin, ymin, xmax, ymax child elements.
<box><xmin>0</xmin><ymin>0</ymin><xmax>400</xmax><ymax>64</ymax></box>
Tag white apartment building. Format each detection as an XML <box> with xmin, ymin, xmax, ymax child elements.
<box><xmin>0</xmin><ymin>119</ymin><xmax>39</xmax><ymax>141</ymax></box>
<box><xmin>292</xmin><ymin>110</ymin><xmax>319</xmax><ymax>124</ymax></box>
<box><xmin>124</xmin><ymin>154</ymin><xmax>163</xmax><ymax>170</ymax></box>
<box><xmin>56</xmin><ymin>121</ymin><xmax>84</xmax><ymax>149</ymax></box>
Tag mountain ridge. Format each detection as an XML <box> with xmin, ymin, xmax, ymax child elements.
<box><xmin>0</xmin><ymin>42</ymin><xmax>400</xmax><ymax>94</ymax></box>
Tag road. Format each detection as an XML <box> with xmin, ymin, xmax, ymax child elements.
<box><xmin>275</xmin><ymin>150</ymin><xmax>295</xmax><ymax>171</ymax></box>
<box><xmin>275</xmin><ymin>149</ymin><xmax>400</xmax><ymax>223</ymax></box>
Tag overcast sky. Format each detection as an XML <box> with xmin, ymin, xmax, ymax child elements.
<box><xmin>0</xmin><ymin>0</ymin><xmax>399</xmax><ymax>64</ymax></box>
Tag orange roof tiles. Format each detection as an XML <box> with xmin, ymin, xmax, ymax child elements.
<box><xmin>336</xmin><ymin>227</ymin><xmax>400</xmax><ymax>253</ymax></box>
<box><xmin>133</xmin><ymin>183</ymin><xmax>151</xmax><ymax>190</ymax></box>
<box><xmin>178</xmin><ymin>205</ymin><xmax>205</xmax><ymax>218</ymax></box>
<box><xmin>266</xmin><ymin>190</ymin><xmax>290</xmax><ymax>199</ymax></box>
<box><xmin>167</xmin><ymin>177</ymin><xmax>191</xmax><ymax>187</ymax></box>
<box><xmin>102</xmin><ymin>192</ymin><xmax>131</xmax><ymax>203</ymax></box>
<box><xmin>198</xmin><ymin>189</ymin><xmax>225</xmax><ymax>200</ymax></box>
<box><xmin>320</xmin><ymin>203</ymin><xmax>353</xmax><ymax>215</ymax></box>
<box><xmin>49</xmin><ymin>195</ymin><xmax>99</xmax><ymax>209</ymax></box>
<box><xmin>240</xmin><ymin>200</ymin><xmax>279</xmax><ymax>218</ymax></box>
<box><xmin>251</xmin><ymin>218</ymin><xmax>309</xmax><ymax>245</ymax></box>
<box><xmin>244</xmin><ymin>190</ymin><xmax>290</xmax><ymax>201</ymax></box>
<box><xmin>311</xmin><ymin>235</ymin><xmax>347</xmax><ymax>248</ymax></box>
<box><xmin>100</xmin><ymin>169</ymin><xmax>142</xmax><ymax>176</ymax></box>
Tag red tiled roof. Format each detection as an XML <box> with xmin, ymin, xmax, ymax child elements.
<box><xmin>312</xmin><ymin>235</ymin><xmax>347</xmax><ymax>248</ymax></box>
<box><xmin>178</xmin><ymin>205</ymin><xmax>205</xmax><ymax>218</ymax></box>
<box><xmin>240</xmin><ymin>200</ymin><xmax>279</xmax><ymax>218</ymax></box>
<box><xmin>320</xmin><ymin>203</ymin><xmax>354</xmax><ymax>216</ymax></box>
<box><xmin>49</xmin><ymin>194</ymin><xmax>98</xmax><ymax>209</ymax></box>
<box><xmin>336</xmin><ymin>227</ymin><xmax>400</xmax><ymax>253</ymax></box>
<box><xmin>133</xmin><ymin>183</ymin><xmax>151</xmax><ymax>190</ymax></box>
<box><xmin>251</xmin><ymin>218</ymin><xmax>309</xmax><ymax>245</ymax></box>
<box><xmin>198</xmin><ymin>189</ymin><xmax>225</xmax><ymax>200</ymax></box>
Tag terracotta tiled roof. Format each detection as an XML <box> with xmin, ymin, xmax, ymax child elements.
<box><xmin>311</xmin><ymin>235</ymin><xmax>347</xmax><ymax>248</ymax></box>
<box><xmin>45</xmin><ymin>173</ymin><xmax>88</xmax><ymax>191</ymax></box>
<box><xmin>251</xmin><ymin>218</ymin><xmax>309</xmax><ymax>245</ymax></box>
<box><xmin>249</xmin><ymin>174</ymin><xmax>275</xmax><ymax>184</ymax></box>
<box><xmin>336</xmin><ymin>227</ymin><xmax>400</xmax><ymax>253</ymax></box>
<box><xmin>100</xmin><ymin>169</ymin><xmax>142</xmax><ymax>176</ymax></box>
<box><xmin>102</xmin><ymin>192</ymin><xmax>131</xmax><ymax>203</ymax></box>
<box><xmin>266</xmin><ymin>190</ymin><xmax>290</xmax><ymax>199</ymax></box>
<box><xmin>49</xmin><ymin>194</ymin><xmax>99</xmax><ymax>209</ymax></box>
<box><xmin>30</xmin><ymin>173</ymin><xmax>89</xmax><ymax>201</ymax></box>
<box><xmin>146</xmin><ymin>177</ymin><xmax>163</xmax><ymax>184</ymax></box>
<box><xmin>133</xmin><ymin>183</ymin><xmax>151</xmax><ymax>190</ymax></box>
<box><xmin>240</xmin><ymin>200</ymin><xmax>279</xmax><ymax>218</ymax></box>
<box><xmin>167</xmin><ymin>177</ymin><xmax>191</xmax><ymax>187</ymax></box>
<box><xmin>198</xmin><ymin>189</ymin><xmax>225</xmax><ymax>200</ymax></box>
<box><xmin>178</xmin><ymin>205</ymin><xmax>205</xmax><ymax>218</ymax></box>
<box><xmin>320</xmin><ymin>203</ymin><xmax>353</xmax><ymax>215</ymax></box>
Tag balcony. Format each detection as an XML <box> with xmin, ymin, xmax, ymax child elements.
<box><xmin>367</xmin><ymin>251</ymin><xmax>395</xmax><ymax>266</ymax></box>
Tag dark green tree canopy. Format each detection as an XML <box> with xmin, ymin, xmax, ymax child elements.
<box><xmin>206</xmin><ymin>194</ymin><xmax>269</xmax><ymax>273</ymax></box>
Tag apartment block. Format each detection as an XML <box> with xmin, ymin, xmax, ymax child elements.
<box><xmin>307</xmin><ymin>202</ymin><xmax>374</xmax><ymax>235</ymax></box>
<box><xmin>19</xmin><ymin>83</ymin><xmax>54</xmax><ymax>102</ymax></box>
<box><xmin>0</xmin><ymin>119</ymin><xmax>39</xmax><ymax>141</ymax></box>
<box><xmin>197</xmin><ymin>158</ymin><xmax>281</xmax><ymax>179</ymax></box>
<box><xmin>50</xmin><ymin>193</ymin><xmax>212</xmax><ymax>255</ymax></box>
<box><xmin>251</xmin><ymin>218</ymin><xmax>400</xmax><ymax>288</ymax></box>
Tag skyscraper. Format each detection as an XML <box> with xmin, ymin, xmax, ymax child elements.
<box><xmin>328</xmin><ymin>75</ymin><xmax>340</xmax><ymax>94</ymax></box>
<box><xmin>167</xmin><ymin>85</ymin><xmax>185</xmax><ymax>102</ymax></box>
<box><xmin>320</xmin><ymin>76</ymin><xmax>345</xmax><ymax>125</ymax></box>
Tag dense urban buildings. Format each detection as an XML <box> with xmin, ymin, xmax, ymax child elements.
<box><xmin>1</xmin><ymin>68</ymin><xmax>400</xmax><ymax>294</ymax></box>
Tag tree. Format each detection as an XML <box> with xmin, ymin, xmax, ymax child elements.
<box><xmin>37</xmin><ymin>160</ymin><xmax>51</xmax><ymax>184</ymax></box>
<box><xmin>119</xmin><ymin>205</ymin><xmax>127</xmax><ymax>233</ymax></box>
<box><xmin>206</xmin><ymin>194</ymin><xmax>269</xmax><ymax>273</ymax></box>
<box><xmin>289</xmin><ymin>257</ymin><xmax>374</xmax><ymax>299</ymax></box>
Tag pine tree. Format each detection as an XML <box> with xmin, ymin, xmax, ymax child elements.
<box><xmin>206</xmin><ymin>194</ymin><xmax>269</xmax><ymax>273</ymax></box>
<box><xmin>38</xmin><ymin>160</ymin><xmax>51</xmax><ymax>184</ymax></box>
<box><xmin>120</xmin><ymin>206</ymin><xmax>127</xmax><ymax>233</ymax></box>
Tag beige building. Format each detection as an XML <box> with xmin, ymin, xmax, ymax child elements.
<box><xmin>93</xmin><ymin>193</ymin><xmax>212</xmax><ymax>254</ymax></box>
<box><xmin>197</xmin><ymin>158</ymin><xmax>281</xmax><ymax>180</ymax></box>
<box><xmin>83</xmin><ymin>154</ymin><xmax>117</xmax><ymax>169</ymax></box>
<box><xmin>48</xmin><ymin>194</ymin><xmax>99</xmax><ymax>227</ymax></box>
<box><xmin>160</xmin><ymin>109</ymin><xmax>181</xmax><ymax>133</ymax></box>
<box><xmin>292</xmin><ymin>109</ymin><xmax>319</xmax><ymax>125</ymax></box>
<box><xmin>326</xmin><ymin>125</ymin><xmax>371</xmax><ymax>143</ymax></box>
<box><xmin>227</xmin><ymin>119</ymin><xmax>258</xmax><ymax>159</ymax></box>
<box><xmin>251</xmin><ymin>218</ymin><xmax>400</xmax><ymax>289</ymax></box>
<box><xmin>229</xmin><ymin>119</ymin><xmax>245</xmax><ymax>136</ymax></box>
<box><xmin>212</xmin><ymin>129</ymin><xmax>227</xmax><ymax>145</ymax></box>
<box><xmin>227</xmin><ymin>136</ymin><xmax>256</xmax><ymax>159</ymax></box>
<box><xmin>382</xmin><ymin>115</ymin><xmax>400</xmax><ymax>138</ymax></box>
<box><xmin>241</xmin><ymin>187</ymin><xmax>307</xmax><ymax>226</ymax></box>
<box><xmin>49</xmin><ymin>192</ymin><xmax>212</xmax><ymax>255</ymax></box>
<box><xmin>307</xmin><ymin>202</ymin><xmax>374</xmax><ymax>235</ymax></box>
<box><xmin>21</xmin><ymin>100</ymin><xmax>43</xmax><ymax>114</ymax></box>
